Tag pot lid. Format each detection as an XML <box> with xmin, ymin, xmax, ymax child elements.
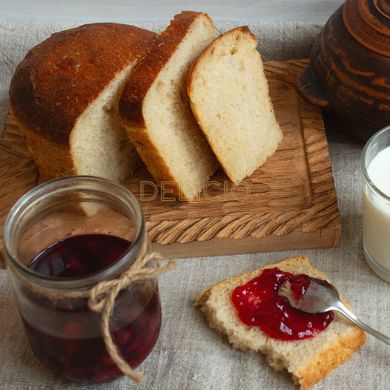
<box><xmin>343</xmin><ymin>0</ymin><xmax>390</xmax><ymax>57</ymax></box>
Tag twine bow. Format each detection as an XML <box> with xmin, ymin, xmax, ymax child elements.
<box><xmin>7</xmin><ymin>247</ymin><xmax>175</xmax><ymax>383</ymax></box>
<box><xmin>88</xmin><ymin>251</ymin><xmax>175</xmax><ymax>383</ymax></box>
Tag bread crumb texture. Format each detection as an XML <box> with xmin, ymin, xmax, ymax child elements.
<box><xmin>188</xmin><ymin>26</ymin><xmax>283</xmax><ymax>184</ymax></box>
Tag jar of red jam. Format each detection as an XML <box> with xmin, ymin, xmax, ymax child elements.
<box><xmin>3</xmin><ymin>176</ymin><xmax>162</xmax><ymax>383</ymax></box>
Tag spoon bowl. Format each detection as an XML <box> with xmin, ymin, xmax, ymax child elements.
<box><xmin>278</xmin><ymin>275</ymin><xmax>390</xmax><ymax>346</ymax></box>
<box><xmin>279</xmin><ymin>276</ymin><xmax>339</xmax><ymax>314</ymax></box>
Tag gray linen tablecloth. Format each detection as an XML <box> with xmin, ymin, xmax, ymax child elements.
<box><xmin>0</xmin><ymin>21</ymin><xmax>389</xmax><ymax>390</ymax></box>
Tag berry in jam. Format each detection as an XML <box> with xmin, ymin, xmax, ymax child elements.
<box><xmin>231</xmin><ymin>267</ymin><xmax>334</xmax><ymax>341</ymax></box>
<box><xmin>23</xmin><ymin>234</ymin><xmax>161</xmax><ymax>383</ymax></box>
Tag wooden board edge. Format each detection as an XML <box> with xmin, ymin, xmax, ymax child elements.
<box><xmin>153</xmin><ymin>225</ymin><xmax>341</xmax><ymax>259</ymax></box>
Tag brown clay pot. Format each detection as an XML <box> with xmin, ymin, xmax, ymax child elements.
<box><xmin>298</xmin><ymin>0</ymin><xmax>390</xmax><ymax>141</ymax></box>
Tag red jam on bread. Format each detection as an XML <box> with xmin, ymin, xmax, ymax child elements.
<box><xmin>231</xmin><ymin>267</ymin><xmax>334</xmax><ymax>341</ymax></box>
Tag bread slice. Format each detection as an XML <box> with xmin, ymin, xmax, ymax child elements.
<box><xmin>194</xmin><ymin>256</ymin><xmax>366</xmax><ymax>389</ymax></box>
<box><xmin>119</xmin><ymin>11</ymin><xmax>218</xmax><ymax>200</ymax></box>
<box><xmin>9</xmin><ymin>23</ymin><xmax>156</xmax><ymax>182</ymax></box>
<box><xmin>187</xmin><ymin>27</ymin><xmax>283</xmax><ymax>184</ymax></box>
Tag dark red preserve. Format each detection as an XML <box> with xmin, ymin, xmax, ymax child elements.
<box><xmin>231</xmin><ymin>267</ymin><xmax>334</xmax><ymax>341</ymax></box>
<box><xmin>23</xmin><ymin>234</ymin><xmax>161</xmax><ymax>383</ymax></box>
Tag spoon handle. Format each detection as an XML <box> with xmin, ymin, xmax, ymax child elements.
<box><xmin>334</xmin><ymin>302</ymin><xmax>390</xmax><ymax>346</ymax></box>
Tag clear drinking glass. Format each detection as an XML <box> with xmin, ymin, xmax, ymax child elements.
<box><xmin>362</xmin><ymin>125</ymin><xmax>390</xmax><ymax>283</ymax></box>
<box><xmin>3</xmin><ymin>176</ymin><xmax>161</xmax><ymax>382</ymax></box>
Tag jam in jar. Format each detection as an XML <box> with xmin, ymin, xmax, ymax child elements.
<box><xmin>4</xmin><ymin>176</ymin><xmax>162</xmax><ymax>383</ymax></box>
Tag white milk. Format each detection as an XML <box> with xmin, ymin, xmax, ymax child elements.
<box><xmin>363</xmin><ymin>146</ymin><xmax>390</xmax><ymax>280</ymax></box>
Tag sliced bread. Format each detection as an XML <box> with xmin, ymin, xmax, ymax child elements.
<box><xmin>194</xmin><ymin>256</ymin><xmax>366</xmax><ymax>389</ymax></box>
<box><xmin>119</xmin><ymin>11</ymin><xmax>218</xmax><ymax>200</ymax></box>
<box><xmin>10</xmin><ymin>23</ymin><xmax>156</xmax><ymax>182</ymax></box>
<box><xmin>187</xmin><ymin>27</ymin><xmax>283</xmax><ymax>184</ymax></box>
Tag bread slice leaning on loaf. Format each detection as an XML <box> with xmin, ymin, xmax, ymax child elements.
<box><xmin>9</xmin><ymin>23</ymin><xmax>156</xmax><ymax>182</ymax></box>
<box><xmin>119</xmin><ymin>11</ymin><xmax>218</xmax><ymax>200</ymax></box>
<box><xmin>188</xmin><ymin>27</ymin><xmax>283</xmax><ymax>184</ymax></box>
<box><xmin>195</xmin><ymin>256</ymin><xmax>366</xmax><ymax>390</ymax></box>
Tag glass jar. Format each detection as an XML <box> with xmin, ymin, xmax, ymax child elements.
<box><xmin>3</xmin><ymin>176</ymin><xmax>161</xmax><ymax>383</ymax></box>
<box><xmin>362</xmin><ymin>125</ymin><xmax>390</xmax><ymax>283</ymax></box>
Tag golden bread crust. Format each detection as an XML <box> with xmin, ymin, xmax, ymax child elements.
<box><xmin>119</xmin><ymin>11</ymin><xmax>212</xmax><ymax>127</ymax></box>
<box><xmin>14</xmin><ymin>116</ymin><xmax>76</xmax><ymax>180</ymax></box>
<box><xmin>127</xmin><ymin>127</ymin><xmax>182</xmax><ymax>197</ymax></box>
<box><xmin>296</xmin><ymin>329</ymin><xmax>365</xmax><ymax>390</ymax></box>
<box><xmin>10</xmin><ymin>23</ymin><xmax>156</xmax><ymax>145</ymax></box>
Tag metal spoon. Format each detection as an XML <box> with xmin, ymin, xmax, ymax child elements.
<box><xmin>278</xmin><ymin>277</ymin><xmax>390</xmax><ymax>345</ymax></box>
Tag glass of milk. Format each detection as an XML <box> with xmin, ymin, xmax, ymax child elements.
<box><xmin>362</xmin><ymin>125</ymin><xmax>390</xmax><ymax>282</ymax></box>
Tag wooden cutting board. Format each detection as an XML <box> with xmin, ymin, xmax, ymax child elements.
<box><xmin>0</xmin><ymin>59</ymin><xmax>340</xmax><ymax>261</ymax></box>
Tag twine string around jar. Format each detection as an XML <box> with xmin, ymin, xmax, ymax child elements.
<box><xmin>6</xmin><ymin>241</ymin><xmax>175</xmax><ymax>383</ymax></box>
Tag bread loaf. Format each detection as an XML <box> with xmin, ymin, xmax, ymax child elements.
<box><xmin>119</xmin><ymin>11</ymin><xmax>218</xmax><ymax>200</ymax></box>
<box><xmin>9</xmin><ymin>23</ymin><xmax>156</xmax><ymax>182</ymax></box>
<box><xmin>188</xmin><ymin>27</ymin><xmax>283</xmax><ymax>184</ymax></box>
<box><xmin>195</xmin><ymin>256</ymin><xmax>366</xmax><ymax>389</ymax></box>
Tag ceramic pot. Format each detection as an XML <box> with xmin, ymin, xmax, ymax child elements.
<box><xmin>298</xmin><ymin>0</ymin><xmax>390</xmax><ymax>141</ymax></box>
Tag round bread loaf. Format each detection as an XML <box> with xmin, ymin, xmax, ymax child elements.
<box><xmin>10</xmin><ymin>23</ymin><xmax>156</xmax><ymax>181</ymax></box>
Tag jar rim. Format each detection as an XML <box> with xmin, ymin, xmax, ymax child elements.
<box><xmin>361</xmin><ymin>125</ymin><xmax>390</xmax><ymax>203</ymax></box>
<box><xmin>3</xmin><ymin>176</ymin><xmax>146</xmax><ymax>290</ymax></box>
